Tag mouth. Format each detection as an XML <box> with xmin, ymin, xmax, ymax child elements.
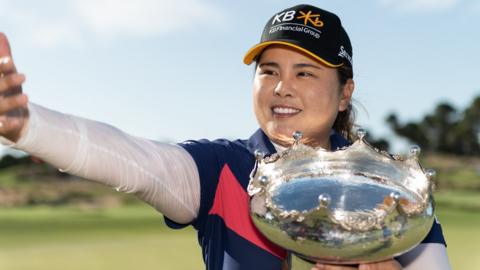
<box><xmin>272</xmin><ymin>106</ymin><xmax>302</xmax><ymax>117</ymax></box>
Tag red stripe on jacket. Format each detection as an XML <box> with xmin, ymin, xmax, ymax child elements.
<box><xmin>208</xmin><ymin>164</ymin><xmax>286</xmax><ymax>259</ymax></box>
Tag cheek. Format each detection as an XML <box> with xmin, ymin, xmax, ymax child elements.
<box><xmin>252</xmin><ymin>81</ymin><xmax>267</xmax><ymax>118</ymax></box>
<box><xmin>252</xmin><ymin>76</ymin><xmax>263</xmax><ymax>97</ymax></box>
<box><xmin>253</xmin><ymin>80</ymin><xmax>270</xmax><ymax>106</ymax></box>
<box><xmin>303</xmin><ymin>88</ymin><xmax>343</xmax><ymax>119</ymax></box>
<box><xmin>304</xmin><ymin>89</ymin><xmax>335</xmax><ymax>108</ymax></box>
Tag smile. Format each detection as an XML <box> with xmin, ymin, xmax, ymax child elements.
<box><xmin>272</xmin><ymin>106</ymin><xmax>301</xmax><ymax>116</ymax></box>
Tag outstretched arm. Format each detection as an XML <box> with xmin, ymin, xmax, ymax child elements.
<box><xmin>0</xmin><ymin>33</ymin><xmax>201</xmax><ymax>224</ymax></box>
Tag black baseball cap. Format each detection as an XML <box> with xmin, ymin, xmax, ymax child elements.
<box><xmin>243</xmin><ymin>4</ymin><xmax>352</xmax><ymax>68</ymax></box>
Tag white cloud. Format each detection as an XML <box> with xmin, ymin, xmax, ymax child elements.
<box><xmin>28</xmin><ymin>22</ymin><xmax>84</xmax><ymax>48</ymax></box>
<box><xmin>0</xmin><ymin>0</ymin><xmax>226</xmax><ymax>48</ymax></box>
<box><xmin>73</xmin><ymin>0</ymin><xmax>226</xmax><ymax>38</ymax></box>
<box><xmin>379</xmin><ymin>0</ymin><xmax>460</xmax><ymax>12</ymax></box>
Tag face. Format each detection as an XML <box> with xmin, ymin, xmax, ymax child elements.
<box><xmin>253</xmin><ymin>45</ymin><xmax>354</xmax><ymax>149</ymax></box>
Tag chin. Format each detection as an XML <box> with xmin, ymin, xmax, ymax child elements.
<box><xmin>266</xmin><ymin>126</ymin><xmax>298</xmax><ymax>145</ymax></box>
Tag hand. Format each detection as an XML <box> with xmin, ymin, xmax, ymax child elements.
<box><xmin>311</xmin><ymin>259</ymin><xmax>402</xmax><ymax>270</ymax></box>
<box><xmin>0</xmin><ymin>32</ymin><xmax>29</xmax><ymax>142</ymax></box>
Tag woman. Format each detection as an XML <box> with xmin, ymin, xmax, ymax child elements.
<box><xmin>0</xmin><ymin>4</ymin><xmax>450</xmax><ymax>270</ymax></box>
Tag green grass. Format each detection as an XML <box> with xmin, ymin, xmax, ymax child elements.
<box><xmin>0</xmin><ymin>205</ymin><xmax>203</xmax><ymax>270</ymax></box>
<box><xmin>436</xmin><ymin>208</ymin><xmax>480</xmax><ymax>269</ymax></box>
<box><xmin>431</xmin><ymin>190</ymin><xmax>480</xmax><ymax>269</ymax></box>
<box><xmin>0</xmin><ymin>196</ymin><xmax>479</xmax><ymax>270</ymax></box>
<box><xmin>422</xmin><ymin>154</ymin><xmax>480</xmax><ymax>190</ymax></box>
<box><xmin>435</xmin><ymin>190</ymin><xmax>480</xmax><ymax>211</ymax></box>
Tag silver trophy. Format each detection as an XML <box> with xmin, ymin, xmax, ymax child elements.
<box><xmin>248</xmin><ymin>130</ymin><xmax>436</xmax><ymax>269</ymax></box>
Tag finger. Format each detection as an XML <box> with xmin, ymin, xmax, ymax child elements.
<box><xmin>0</xmin><ymin>92</ymin><xmax>28</xmax><ymax>115</ymax></box>
<box><xmin>0</xmin><ymin>33</ymin><xmax>17</xmax><ymax>74</ymax></box>
<box><xmin>0</xmin><ymin>56</ymin><xmax>16</xmax><ymax>76</ymax></box>
<box><xmin>359</xmin><ymin>259</ymin><xmax>402</xmax><ymax>270</ymax></box>
<box><xmin>0</xmin><ymin>111</ymin><xmax>26</xmax><ymax>132</ymax></box>
<box><xmin>314</xmin><ymin>263</ymin><xmax>358</xmax><ymax>270</ymax></box>
<box><xmin>0</xmin><ymin>33</ymin><xmax>13</xmax><ymax>58</ymax></box>
<box><xmin>0</xmin><ymin>73</ymin><xmax>25</xmax><ymax>95</ymax></box>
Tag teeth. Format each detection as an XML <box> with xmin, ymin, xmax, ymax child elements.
<box><xmin>273</xmin><ymin>107</ymin><xmax>300</xmax><ymax>114</ymax></box>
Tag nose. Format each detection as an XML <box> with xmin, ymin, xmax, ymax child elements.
<box><xmin>273</xmin><ymin>77</ymin><xmax>295</xmax><ymax>97</ymax></box>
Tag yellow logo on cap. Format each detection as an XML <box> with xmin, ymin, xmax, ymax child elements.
<box><xmin>297</xmin><ymin>11</ymin><xmax>324</xmax><ymax>28</ymax></box>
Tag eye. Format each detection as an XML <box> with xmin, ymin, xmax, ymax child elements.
<box><xmin>298</xmin><ymin>71</ymin><xmax>315</xmax><ymax>77</ymax></box>
<box><xmin>258</xmin><ymin>69</ymin><xmax>278</xmax><ymax>76</ymax></box>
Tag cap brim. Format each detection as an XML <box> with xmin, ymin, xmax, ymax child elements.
<box><xmin>243</xmin><ymin>40</ymin><xmax>343</xmax><ymax>68</ymax></box>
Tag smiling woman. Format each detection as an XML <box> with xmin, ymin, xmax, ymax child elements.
<box><xmin>0</xmin><ymin>3</ymin><xmax>451</xmax><ymax>270</ymax></box>
<box><xmin>252</xmin><ymin>45</ymin><xmax>354</xmax><ymax>149</ymax></box>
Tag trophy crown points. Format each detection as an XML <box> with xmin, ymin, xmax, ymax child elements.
<box><xmin>318</xmin><ymin>193</ymin><xmax>331</xmax><ymax>208</ymax></box>
<box><xmin>293</xmin><ymin>130</ymin><xmax>303</xmax><ymax>143</ymax></box>
<box><xmin>425</xmin><ymin>169</ymin><xmax>437</xmax><ymax>193</ymax></box>
<box><xmin>259</xmin><ymin>175</ymin><xmax>269</xmax><ymax>186</ymax></box>
<box><xmin>356</xmin><ymin>128</ymin><xmax>367</xmax><ymax>139</ymax></box>
<box><xmin>390</xmin><ymin>191</ymin><xmax>401</xmax><ymax>202</ymax></box>
<box><xmin>409</xmin><ymin>145</ymin><xmax>422</xmax><ymax>158</ymax></box>
<box><xmin>254</xmin><ymin>149</ymin><xmax>265</xmax><ymax>160</ymax></box>
<box><xmin>425</xmin><ymin>169</ymin><xmax>436</xmax><ymax>179</ymax></box>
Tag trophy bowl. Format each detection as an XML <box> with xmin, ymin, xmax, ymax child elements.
<box><xmin>248</xmin><ymin>130</ymin><xmax>436</xmax><ymax>266</ymax></box>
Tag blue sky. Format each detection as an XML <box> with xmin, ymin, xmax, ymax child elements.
<box><xmin>1</xmin><ymin>0</ymin><xmax>479</xmax><ymax>155</ymax></box>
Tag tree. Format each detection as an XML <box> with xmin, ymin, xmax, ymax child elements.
<box><xmin>386</xmin><ymin>96</ymin><xmax>480</xmax><ymax>156</ymax></box>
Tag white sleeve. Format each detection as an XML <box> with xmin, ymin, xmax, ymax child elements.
<box><xmin>397</xmin><ymin>243</ymin><xmax>452</xmax><ymax>270</ymax></box>
<box><xmin>1</xmin><ymin>103</ymin><xmax>200</xmax><ymax>224</ymax></box>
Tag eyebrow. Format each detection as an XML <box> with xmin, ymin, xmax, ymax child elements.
<box><xmin>258</xmin><ymin>62</ymin><xmax>323</xmax><ymax>70</ymax></box>
<box><xmin>293</xmin><ymin>63</ymin><xmax>323</xmax><ymax>70</ymax></box>
<box><xmin>258</xmin><ymin>62</ymin><xmax>279</xmax><ymax>68</ymax></box>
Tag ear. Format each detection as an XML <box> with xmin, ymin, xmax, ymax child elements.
<box><xmin>338</xmin><ymin>79</ymin><xmax>354</xmax><ymax>112</ymax></box>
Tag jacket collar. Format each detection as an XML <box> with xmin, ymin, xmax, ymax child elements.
<box><xmin>246</xmin><ymin>128</ymin><xmax>351</xmax><ymax>156</ymax></box>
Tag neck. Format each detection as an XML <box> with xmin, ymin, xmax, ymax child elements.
<box><xmin>270</xmin><ymin>137</ymin><xmax>331</xmax><ymax>151</ymax></box>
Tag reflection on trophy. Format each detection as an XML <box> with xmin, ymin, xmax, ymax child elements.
<box><xmin>248</xmin><ymin>130</ymin><xmax>436</xmax><ymax>269</ymax></box>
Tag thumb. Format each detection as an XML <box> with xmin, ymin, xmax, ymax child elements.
<box><xmin>0</xmin><ymin>32</ymin><xmax>13</xmax><ymax>58</ymax></box>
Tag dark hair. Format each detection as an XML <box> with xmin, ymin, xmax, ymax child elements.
<box><xmin>333</xmin><ymin>65</ymin><xmax>356</xmax><ymax>141</ymax></box>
